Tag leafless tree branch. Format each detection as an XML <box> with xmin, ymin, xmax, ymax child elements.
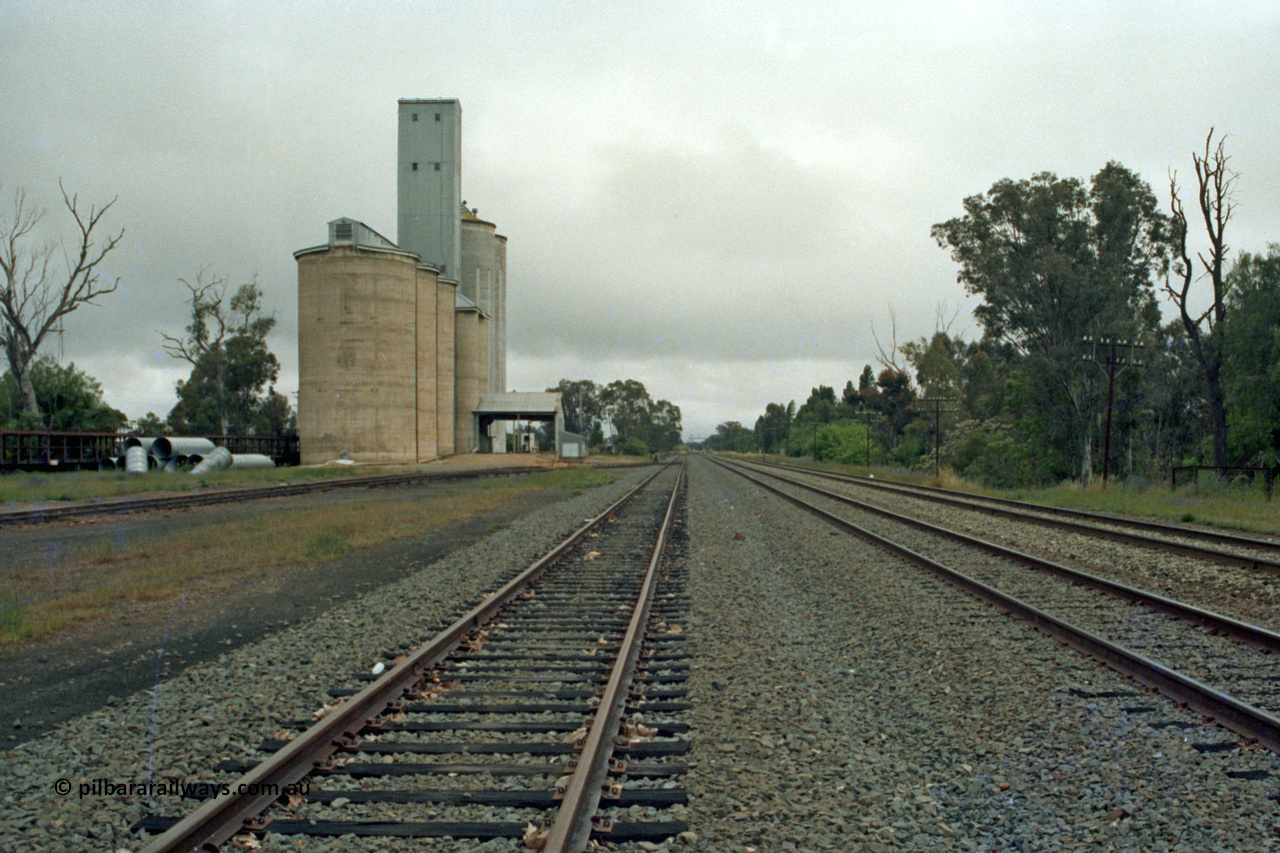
<box><xmin>1162</xmin><ymin>128</ymin><xmax>1235</xmax><ymax>467</ymax></box>
<box><xmin>0</xmin><ymin>181</ymin><xmax>124</xmax><ymax>418</ymax></box>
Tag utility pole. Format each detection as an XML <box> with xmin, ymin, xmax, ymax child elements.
<box><xmin>1082</xmin><ymin>336</ymin><xmax>1144</xmax><ymax>486</ymax></box>
<box><xmin>862</xmin><ymin>407</ymin><xmax>881</xmax><ymax>468</ymax></box>
<box><xmin>919</xmin><ymin>397</ymin><xmax>959</xmax><ymax>479</ymax></box>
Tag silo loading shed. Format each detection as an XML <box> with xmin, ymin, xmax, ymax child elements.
<box><xmin>473</xmin><ymin>392</ymin><xmax>578</xmax><ymax>456</ymax></box>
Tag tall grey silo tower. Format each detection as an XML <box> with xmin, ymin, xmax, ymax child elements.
<box><xmin>398</xmin><ymin>99</ymin><xmax>462</xmax><ymax>279</ymax></box>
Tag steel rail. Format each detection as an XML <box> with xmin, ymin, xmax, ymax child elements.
<box><xmin>721</xmin><ymin>458</ymin><xmax>1280</xmax><ymax>654</ymax></box>
<box><xmin>739</xmin><ymin>457</ymin><xmax>1280</xmax><ymax>573</ymax></box>
<box><xmin>544</xmin><ymin>460</ymin><xmax>684</xmax><ymax>852</ymax></box>
<box><xmin>0</xmin><ymin>462</ymin><xmax>650</xmax><ymax>527</ymax></box>
<box><xmin>136</xmin><ymin>462</ymin><xmax>674</xmax><ymax>853</ymax></box>
<box><xmin>714</xmin><ymin>458</ymin><xmax>1280</xmax><ymax>754</ymax></box>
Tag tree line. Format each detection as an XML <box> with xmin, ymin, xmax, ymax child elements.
<box><xmin>706</xmin><ymin>131</ymin><xmax>1280</xmax><ymax>487</ymax></box>
<box><xmin>544</xmin><ymin>378</ymin><xmax>682</xmax><ymax>455</ymax></box>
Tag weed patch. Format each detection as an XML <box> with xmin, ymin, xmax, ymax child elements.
<box><xmin>0</xmin><ymin>591</ymin><xmax>25</xmax><ymax>644</ymax></box>
<box><xmin>306</xmin><ymin>532</ymin><xmax>350</xmax><ymax>560</ymax></box>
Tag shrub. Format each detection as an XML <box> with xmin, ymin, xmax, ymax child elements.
<box><xmin>617</xmin><ymin>437</ymin><xmax>650</xmax><ymax>457</ymax></box>
<box><xmin>940</xmin><ymin>418</ymin><xmax>1055</xmax><ymax>488</ymax></box>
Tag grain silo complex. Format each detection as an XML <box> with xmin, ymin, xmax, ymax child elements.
<box><xmin>294</xmin><ymin>98</ymin><xmax>570</xmax><ymax>466</ymax></box>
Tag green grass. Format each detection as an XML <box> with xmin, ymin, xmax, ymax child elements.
<box><xmin>0</xmin><ymin>591</ymin><xmax>23</xmax><ymax>639</ymax></box>
<box><xmin>0</xmin><ymin>463</ymin><xmax>418</xmax><ymax>505</ymax></box>
<box><xmin>305</xmin><ymin>531</ymin><xmax>350</xmax><ymax>560</ymax></box>
<box><xmin>1005</xmin><ymin>480</ymin><xmax>1280</xmax><ymax>536</ymax></box>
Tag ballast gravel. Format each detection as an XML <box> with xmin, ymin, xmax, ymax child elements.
<box><xmin>4</xmin><ymin>456</ymin><xmax>1280</xmax><ymax>852</ymax></box>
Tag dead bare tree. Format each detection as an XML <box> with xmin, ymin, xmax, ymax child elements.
<box><xmin>159</xmin><ymin>270</ymin><xmax>230</xmax><ymax>365</ymax></box>
<box><xmin>870</xmin><ymin>306</ymin><xmax>908</xmax><ymax>375</ymax></box>
<box><xmin>1165</xmin><ymin>129</ymin><xmax>1235</xmax><ymax>467</ymax></box>
<box><xmin>0</xmin><ymin>181</ymin><xmax>124</xmax><ymax>420</ymax></box>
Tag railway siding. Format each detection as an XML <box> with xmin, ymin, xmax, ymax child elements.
<box><xmin>0</xmin><ymin>468</ymin><xmax>659</xmax><ymax>852</ymax></box>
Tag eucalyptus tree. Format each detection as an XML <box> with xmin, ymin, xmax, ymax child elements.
<box><xmin>932</xmin><ymin>162</ymin><xmax>1173</xmax><ymax>481</ymax></box>
<box><xmin>161</xmin><ymin>272</ymin><xmax>287</xmax><ymax>435</ymax></box>
<box><xmin>1220</xmin><ymin>246</ymin><xmax>1280</xmax><ymax>465</ymax></box>
<box><xmin>0</xmin><ymin>357</ymin><xmax>125</xmax><ymax>431</ymax></box>
<box><xmin>548</xmin><ymin>378</ymin><xmax>602</xmax><ymax>436</ymax></box>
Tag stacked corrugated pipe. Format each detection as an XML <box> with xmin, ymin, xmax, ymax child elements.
<box><xmin>115</xmin><ymin>437</ymin><xmax>275</xmax><ymax>474</ymax></box>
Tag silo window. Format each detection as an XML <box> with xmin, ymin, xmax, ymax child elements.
<box><xmin>412</xmin><ymin>162</ymin><xmax>418</xmax><ymax>171</ymax></box>
<box><xmin>433</xmin><ymin>162</ymin><xmax>441</xmax><ymax>171</ymax></box>
<box><xmin>334</xmin><ymin>222</ymin><xmax>353</xmax><ymax>241</ymax></box>
<box><xmin>412</xmin><ymin>112</ymin><xmax>418</xmax><ymax>121</ymax></box>
<box><xmin>434</xmin><ymin>113</ymin><xmax>441</xmax><ymax>121</ymax></box>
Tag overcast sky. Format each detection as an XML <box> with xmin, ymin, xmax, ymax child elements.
<box><xmin>3</xmin><ymin>2</ymin><xmax>1278</xmax><ymax>441</ymax></box>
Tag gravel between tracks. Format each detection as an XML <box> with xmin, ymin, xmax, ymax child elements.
<box><xmin>763</xmin><ymin>464</ymin><xmax>1280</xmax><ymax>635</ymax></box>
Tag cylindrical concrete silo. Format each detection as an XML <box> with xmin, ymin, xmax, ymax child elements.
<box><xmin>461</xmin><ymin>209</ymin><xmax>507</xmax><ymax>395</ymax></box>
<box><xmin>461</xmin><ymin>207</ymin><xmax>507</xmax><ymax>451</ymax></box>
<box><xmin>414</xmin><ymin>263</ymin><xmax>439</xmax><ymax>461</ymax></box>
<box><xmin>295</xmin><ymin>239</ymin><xmax>423</xmax><ymax>465</ymax></box>
<box><xmin>434</xmin><ymin>276</ymin><xmax>457</xmax><ymax>456</ymax></box>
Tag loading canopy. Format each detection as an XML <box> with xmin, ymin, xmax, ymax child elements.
<box><xmin>473</xmin><ymin>392</ymin><xmax>576</xmax><ymax>455</ymax></box>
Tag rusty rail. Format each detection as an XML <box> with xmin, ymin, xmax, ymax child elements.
<box><xmin>544</xmin><ymin>460</ymin><xmax>683</xmax><ymax>851</ymax></box>
<box><xmin>137</xmin><ymin>463</ymin><xmax>675</xmax><ymax>853</ymax></box>
<box><xmin>0</xmin><ymin>462</ymin><xmax>661</xmax><ymax>527</ymax></box>
<box><xmin>740</xmin><ymin>457</ymin><xmax>1280</xmax><ymax>572</ymax></box>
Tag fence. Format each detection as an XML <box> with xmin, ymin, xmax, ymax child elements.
<box><xmin>0</xmin><ymin>430</ymin><xmax>299</xmax><ymax>472</ymax></box>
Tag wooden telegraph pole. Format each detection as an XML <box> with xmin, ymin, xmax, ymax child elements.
<box><xmin>1082</xmin><ymin>336</ymin><xmax>1145</xmax><ymax>485</ymax></box>
<box><xmin>919</xmin><ymin>397</ymin><xmax>959</xmax><ymax>479</ymax></box>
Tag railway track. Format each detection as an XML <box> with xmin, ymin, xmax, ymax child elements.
<box><xmin>0</xmin><ymin>463</ymin><xmax>617</xmax><ymax>527</ymax></box>
<box><xmin>712</xmin><ymin>456</ymin><xmax>1280</xmax><ymax>754</ymax></box>
<box><xmin>739</xmin><ymin>457</ymin><xmax>1280</xmax><ymax>573</ymax></box>
<box><xmin>133</xmin><ymin>460</ymin><xmax>688</xmax><ymax>852</ymax></box>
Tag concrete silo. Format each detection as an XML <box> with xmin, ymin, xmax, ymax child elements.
<box><xmin>461</xmin><ymin>206</ymin><xmax>507</xmax><ymax>449</ymax></box>
<box><xmin>434</xmin><ymin>272</ymin><xmax>456</xmax><ymax>457</ymax></box>
<box><xmin>295</xmin><ymin>218</ymin><xmax>449</xmax><ymax>465</ymax></box>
